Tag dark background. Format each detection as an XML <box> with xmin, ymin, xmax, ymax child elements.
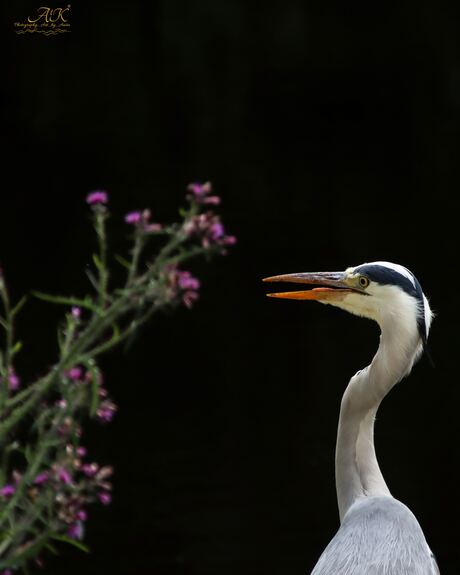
<box><xmin>3</xmin><ymin>1</ymin><xmax>460</xmax><ymax>573</ymax></box>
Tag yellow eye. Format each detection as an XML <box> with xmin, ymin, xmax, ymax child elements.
<box><xmin>358</xmin><ymin>276</ymin><xmax>370</xmax><ymax>288</ymax></box>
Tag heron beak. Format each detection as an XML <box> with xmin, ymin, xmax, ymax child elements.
<box><xmin>262</xmin><ymin>271</ymin><xmax>356</xmax><ymax>301</ymax></box>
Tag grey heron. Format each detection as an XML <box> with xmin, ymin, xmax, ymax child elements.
<box><xmin>263</xmin><ymin>261</ymin><xmax>439</xmax><ymax>574</ymax></box>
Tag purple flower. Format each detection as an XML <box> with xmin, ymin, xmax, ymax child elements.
<box><xmin>0</xmin><ymin>485</ymin><xmax>15</xmax><ymax>497</ymax></box>
<box><xmin>223</xmin><ymin>235</ymin><xmax>237</xmax><ymax>245</ymax></box>
<box><xmin>71</xmin><ymin>306</ymin><xmax>81</xmax><ymax>319</ymax></box>
<box><xmin>57</xmin><ymin>468</ymin><xmax>72</xmax><ymax>485</ymax></box>
<box><xmin>165</xmin><ymin>266</ymin><xmax>201</xmax><ymax>308</ymax></box>
<box><xmin>7</xmin><ymin>370</ymin><xmax>20</xmax><ymax>392</ymax></box>
<box><xmin>76</xmin><ymin>446</ymin><xmax>87</xmax><ymax>458</ymax></box>
<box><xmin>67</xmin><ymin>366</ymin><xmax>83</xmax><ymax>381</ymax></box>
<box><xmin>183</xmin><ymin>211</ymin><xmax>235</xmax><ymax>251</ymax></box>
<box><xmin>96</xmin><ymin>466</ymin><xmax>114</xmax><ymax>481</ymax></box>
<box><xmin>68</xmin><ymin>521</ymin><xmax>84</xmax><ymax>540</ymax></box>
<box><xmin>77</xmin><ymin>510</ymin><xmax>88</xmax><ymax>521</ymax></box>
<box><xmin>186</xmin><ymin>181</ymin><xmax>223</xmax><ymax>205</ymax></box>
<box><xmin>96</xmin><ymin>400</ymin><xmax>117</xmax><ymax>423</ymax></box>
<box><xmin>187</xmin><ymin>181</ymin><xmax>212</xmax><ymax>198</ymax></box>
<box><xmin>124</xmin><ymin>211</ymin><xmax>142</xmax><ymax>224</ymax></box>
<box><xmin>177</xmin><ymin>271</ymin><xmax>200</xmax><ymax>291</ymax></box>
<box><xmin>98</xmin><ymin>492</ymin><xmax>112</xmax><ymax>505</ymax></box>
<box><xmin>86</xmin><ymin>190</ymin><xmax>108</xmax><ymax>205</ymax></box>
<box><xmin>82</xmin><ymin>463</ymin><xmax>99</xmax><ymax>477</ymax></box>
<box><xmin>33</xmin><ymin>472</ymin><xmax>49</xmax><ymax>485</ymax></box>
<box><xmin>183</xmin><ymin>291</ymin><xmax>199</xmax><ymax>309</ymax></box>
<box><xmin>2</xmin><ymin>569</ymin><xmax>13</xmax><ymax>575</ymax></box>
<box><xmin>202</xmin><ymin>195</ymin><xmax>221</xmax><ymax>205</ymax></box>
<box><xmin>144</xmin><ymin>223</ymin><xmax>163</xmax><ymax>233</ymax></box>
<box><xmin>209</xmin><ymin>222</ymin><xmax>225</xmax><ymax>240</ymax></box>
<box><xmin>125</xmin><ymin>208</ymin><xmax>162</xmax><ymax>233</ymax></box>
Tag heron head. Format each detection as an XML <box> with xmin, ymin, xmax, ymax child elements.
<box><xmin>263</xmin><ymin>261</ymin><xmax>433</xmax><ymax>348</ymax></box>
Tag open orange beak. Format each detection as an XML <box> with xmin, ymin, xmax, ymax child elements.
<box><xmin>263</xmin><ymin>271</ymin><xmax>360</xmax><ymax>301</ymax></box>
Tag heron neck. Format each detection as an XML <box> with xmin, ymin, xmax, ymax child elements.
<box><xmin>335</xmin><ymin>320</ymin><xmax>420</xmax><ymax>521</ymax></box>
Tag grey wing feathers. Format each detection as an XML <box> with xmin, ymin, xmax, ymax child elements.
<box><xmin>431</xmin><ymin>553</ymin><xmax>440</xmax><ymax>575</ymax></box>
<box><xmin>311</xmin><ymin>496</ymin><xmax>439</xmax><ymax>575</ymax></box>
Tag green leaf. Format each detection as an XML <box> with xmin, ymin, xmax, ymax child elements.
<box><xmin>32</xmin><ymin>292</ymin><xmax>98</xmax><ymax>312</ymax></box>
<box><xmin>42</xmin><ymin>438</ymin><xmax>64</xmax><ymax>449</ymax></box>
<box><xmin>0</xmin><ymin>534</ymin><xmax>49</xmax><ymax>568</ymax></box>
<box><xmin>11</xmin><ymin>295</ymin><xmax>28</xmax><ymax>317</ymax></box>
<box><xmin>92</xmin><ymin>253</ymin><xmax>104</xmax><ymax>271</ymax></box>
<box><xmin>50</xmin><ymin>534</ymin><xmax>90</xmax><ymax>553</ymax></box>
<box><xmin>11</xmin><ymin>341</ymin><xmax>22</xmax><ymax>356</ymax></box>
<box><xmin>0</xmin><ymin>530</ymin><xmax>13</xmax><ymax>542</ymax></box>
<box><xmin>114</xmin><ymin>254</ymin><xmax>131</xmax><ymax>270</ymax></box>
<box><xmin>45</xmin><ymin>542</ymin><xmax>60</xmax><ymax>556</ymax></box>
<box><xmin>57</xmin><ymin>326</ymin><xmax>64</xmax><ymax>352</ymax></box>
<box><xmin>112</xmin><ymin>322</ymin><xmax>120</xmax><ymax>340</ymax></box>
<box><xmin>85</xmin><ymin>268</ymin><xmax>99</xmax><ymax>291</ymax></box>
<box><xmin>113</xmin><ymin>287</ymin><xmax>132</xmax><ymax>297</ymax></box>
<box><xmin>88</xmin><ymin>363</ymin><xmax>100</xmax><ymax>417</ymax></box>
<box><xmin>0</xmin><ymin>537</ymin><xmax>13</xmax><ymax>564</ymax></box>
<box><xmin>24</xmin><ymin>443</ymin><xmax>32</xmax><ymax>464</ymax></box>
<box><xmin>31</xmin><ymin>409</ymin><xmax>51</xmax><ymax>433</ymax></box>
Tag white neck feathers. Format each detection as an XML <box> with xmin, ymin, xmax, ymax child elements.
<box><xmin>335</xmin><ymin>293</ymin><xmax>424</xmax><ymax>521</ymax></box>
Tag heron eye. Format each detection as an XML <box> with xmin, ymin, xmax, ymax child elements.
<box><xmin>358</xmin><ymin>276</ymin><xmax>369</xmax><ymax>288</ymax></box>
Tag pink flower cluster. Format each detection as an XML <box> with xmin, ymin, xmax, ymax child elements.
<box><xmin>96</xmin><ymin>388</ymin><xmax>117</xmax><ymax>423</ymax></box>
<box><xmin>186</xmin><ymin>181</ymin><xmax>221</xmax><ymax>205</ymax></box>
<box><xmin>51</xmin><ymin>446</ymin><xmax>113</xmax><ymax>540</ymax></box>
<box><xmin>5</xmin><ymin>368</ymin><xmax>20</xmax><ymax>392</ymax></box>
<box><xmin>165</xmin><ymin>266</ymin><xmax>201</xmax><ymax>308</ymax></box>
<box><xmin>60</xmin><ymin>366</ymin><xmax>117</xmax><ymax>424</ymax></box>
<box><xmin>71</xmin><ymin>306</ymin><xmax>81</xmax><ymax>319</ymax></box>
<box><xmin>184</xmin><ymin>211</ymin><xmax>236</xmax><ymax>250</ymax></box>
<box><xmin>0</xmin><ymin>445</ymin><xmax>113</xmax><ymax>542</ymax></box>
<box><xmin>124</xmin><ymin>208</ymin><xmax>162</xmax><ymax>233</ymax></box>
<box><xmin>86</xmin><ymin>190</ymin><xmax>108</xmax><ymax>205</ymax></box>
<box><xmin>182</xmin><ymin>179</ymin><xmax>237</xmax><ymax>249</ymax></box>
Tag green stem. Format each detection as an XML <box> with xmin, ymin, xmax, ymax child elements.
<box><xmin>77</xmin><ymin>302</ymin><xmax>160</xmax><ymax>364</ymax></box>
<box><xmin>5</xmin><ymin>382</ymin><xmax>39</xmax><ymax>410</ymax></box>
<box><xmin>0</xmin><ymin>195</ymin><xmax>233</xmax><ymax>571</ymax></box>
<box><xmin>1</xmin><ymin>242</ymin><xmax>212</xmax><ymax>438</ymax></box>
<box><xmin>0</xmin><ymin>294</ymin><xmax>130</xmax><ymax>439</ymax></box>
<box><xmin>94</xmin><ymin>209</ymin><xmax>109</xmax><ymax>308</ymax></box>
<box><xmin>0</xmin><ymin>433</ymin><xmax>54</xmax><ymax>529</ymax></box>
<box><xmin>126</xmin><ymin>232</ymin><xmax>144</xmax><ymax>286</ymax></box>
<box><xmin>0</xmin><ymin>279</ymin><xmax>14</xmax><ymax>410</ymax></box>
<box><xmin>0</xmin><ymin>371</ymin><xmax>58</xmax><ymax>438</ymax></box>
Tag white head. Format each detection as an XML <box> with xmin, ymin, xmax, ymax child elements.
<box><xmin>264</xmin><ymin>261</ymin><xmax>433</xmax><ymax>360</ymax></box>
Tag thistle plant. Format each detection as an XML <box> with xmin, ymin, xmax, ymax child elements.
<box><xmin>0</xmin><ymin>182</ymin><xmax>235</xmax><ymax>573</ymax></box>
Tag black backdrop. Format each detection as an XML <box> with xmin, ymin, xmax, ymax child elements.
<box><xmin>4</xmin><ymin>2</ymin><xmax>460</xmax><ymax>574</ymax></box>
